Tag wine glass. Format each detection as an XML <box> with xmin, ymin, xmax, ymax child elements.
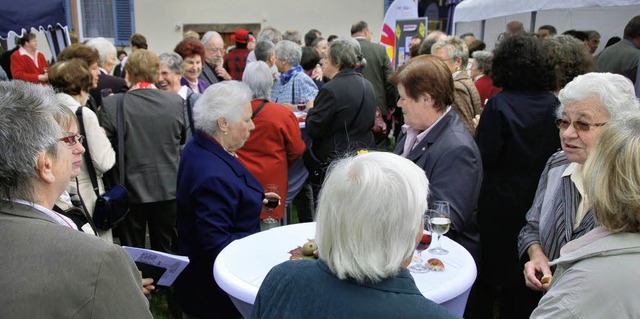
<box><xmin>408</xmin><ymin>211</ymin><xmax>432</xmax><ymax>273</ymax></box>
<box><xmin>296</xmin><ymin>99</ymin><xmax>306</xmax><ymax>112</ymax></box>
<box><xmin>428</xmin><ymin>201</ymin><xmax>451</xmax><ymax>255</ymax></box>
<box><xmin>263</xmin><ymin>184</ymin><xmax>280</xmax><ymax>224</ymax></box>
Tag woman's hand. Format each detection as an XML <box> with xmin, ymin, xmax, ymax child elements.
<box><xmin>524</xmin><ymin>244</ymin><xmax>552</xmax><ymax>291</ymax></box>
<box><xmin>262</xmin><ymin>192</ymin><xmax>281</xmax><ymax>210</ymax></box>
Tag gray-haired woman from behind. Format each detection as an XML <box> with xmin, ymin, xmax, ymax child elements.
<box><xmin>252</xmin><ymin>152</ymin><xmax>460</xmax><ymax>319</ymax></box>
<box><xmin>304</xmin><ymin>37</ymin><xmax>376</xmax><ymax>191</ymax></box>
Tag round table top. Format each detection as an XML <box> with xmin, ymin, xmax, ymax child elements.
<box><xmin>214</xmin><ymin>222</ymin><xmax>477</xmax><ymax>306</ymax></box>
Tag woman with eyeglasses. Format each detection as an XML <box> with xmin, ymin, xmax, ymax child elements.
<box><xmin>518</xmin><ymin>73</ymin><xmax>640</xmax><ymax>293</ymax></box>
<box><xmin>48</xmin><ymin>58</ymin><xmax>115</xmax><ymax>240</ymax></box>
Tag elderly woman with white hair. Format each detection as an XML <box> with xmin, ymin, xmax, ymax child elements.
<box><xmin>271</xmin><ymin>40</ymin><xmax>318</xmax><ymax>111</ymax></box>
<box><xmin>432</xmin><ymin>36</ymin><xmax>482</xmax><ymax>134</ymax></box>
<box><xmin>518</xmin><ymin>73</ymin><xmax>640</xmax><ymax>295</ymax></box>
<box><xmin>237</xmin><ymin>61</ymin><xmax>306</xmax><ymax>229</ymax></box>
<box><xmin>251</xmin><ymin>152</ymin><xmax>459</xmax><ymax>318</ymax></box>
<box><xmin>531</xmin><ymin>114</ymin><xmax>640</xmax><ymax>318</ymax></box>
<box><xmin>174</xmin><ymin>81</ymin><xmax>280</xmax><ymax>318</ymax></box>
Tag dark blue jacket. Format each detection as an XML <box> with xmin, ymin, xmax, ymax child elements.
<box><xmin>174</xmin><ymin>131</ymin><xmax>263</xmax><ymax>318</ymax></box>
<box><xmin>395</xmin><ymin>110</ymin><xmax>482</xmax><ymax>264</ymax></box>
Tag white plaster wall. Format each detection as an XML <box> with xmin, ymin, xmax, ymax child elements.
<box><xmin>134</xmin><ymin>0</ymin><xmax>385</xmax><ymax>54</ymax></box>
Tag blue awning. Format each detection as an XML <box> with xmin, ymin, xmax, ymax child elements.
<box><xmin>0</xmin><ymin>0</ymin><xmax>66</xmax><ymax>39</ymax></box>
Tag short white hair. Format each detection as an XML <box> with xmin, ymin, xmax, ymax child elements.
<box><xmin>243</xmin><ymin>61</ymin><xmax>273</xmax><ymax>100</ymax></box>
<box><xmin>316</xmin><ymin>152</ymin><xmax>429</xmax><ymax>284</ymax></box>
<box><xmin>85</xmin><ymin>37</ymin><xmax>117</xmax><ymax>67</ymax></box>
<box><xmin>557</xmin><ymin>72</ymin><xmax>640</xmax><ymax>120</ymax></box>
<box><xmin>193</xmin><ymin>81</ymin><xmax>252</xmax><ymax>136</ymax></box>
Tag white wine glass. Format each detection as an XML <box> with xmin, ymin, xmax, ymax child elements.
<box><xmin>428</xmin><ymin>201</ymin><xmax>451</xmax><ymax>255</ymax></box>
<box><xmin>408</xmin><ymin>211</ymin><xmax>432</xmax><ymax>273</ymax></box>
<box><xmin>263</xmin><ymin>184</ymin><xmax>280</xmax><ymax>224</ymax></box>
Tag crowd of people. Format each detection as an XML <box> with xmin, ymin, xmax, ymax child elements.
<box><xmin>1</xmin><ymin>14</ymin><xmax>640</xmax><ymax>319</ymax></box>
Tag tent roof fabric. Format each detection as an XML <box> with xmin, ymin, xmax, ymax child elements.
<box><xmin>454</xmin><ymin>0</ymin><xmax>640</xmax><ymax>23</ymax></box>
<box><xmin>0</xmin><ymin>0</ymin><xmax>66</xmax><ymax>39</ymax></box>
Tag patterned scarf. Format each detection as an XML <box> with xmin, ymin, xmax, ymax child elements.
<box><xmin>279</xmin><ymin>65</ymin><xmax>302</xmax><ymax>85</ymax></box>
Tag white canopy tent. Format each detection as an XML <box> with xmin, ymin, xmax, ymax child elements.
<box><xmin>452</xmin><ymin>0</ymin><xmax>640</xmax><ymax>53</ymax></box>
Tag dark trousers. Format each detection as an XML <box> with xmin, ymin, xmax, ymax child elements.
<box><xmin>293</xmin><ymin>180</ymin><xmax>315</xmax><ymax>223</ymax></box>
<box><xmin>118</xmin><ymin>200</ymin><xmax>177</xmax><ymax>253</ymax></box>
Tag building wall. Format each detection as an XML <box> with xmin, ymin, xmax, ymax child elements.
<box><xmin>133</xmin><ymin>0</ymin><xmax>385</xmax><ymax>54</ymax></box>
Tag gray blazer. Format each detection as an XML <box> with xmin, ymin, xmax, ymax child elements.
<box><xmin>394</xmin><ymin>110</ymin><xmax>482</xmax><ymax>263</ymax></box>
<box><xmin>101</xmin><ymin>89</ymin><xmax>185</xmax><ymax>204</ymax></box>
<box><xmin>595</xmin><ymin>39</ymin><xmax>639</xmax><ymax>84</ymax></box>
<box><xmin>356</xmin><ymin>38</ymin><xmax>396</xmax><ymax>114</ymax></box>
<box><xmin>0</xmin><ymin>201</ymin><xmax>152</xmax><ymax>318</ymax></box>
<box><xmin>517</xmin><ymin>151</ymin><xmax>596</xmax><ymax>262</ymax></box>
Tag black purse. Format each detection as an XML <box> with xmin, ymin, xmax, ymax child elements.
<box><xmin>78</xmin><ymin>93</ymin><xmax>130</xmax><ymax>230</ymax></box>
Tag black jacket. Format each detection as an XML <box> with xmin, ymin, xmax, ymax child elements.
<box><xmin>305</xmin><ymin>69</ymin><xmax>376</xmax><ymax>163</ymax></box>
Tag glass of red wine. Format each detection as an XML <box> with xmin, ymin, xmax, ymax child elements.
<box><xmin>296</xmin><ymin>99</ymin><xmax>306</xmax><ymax>112</ymax></box>
<box><xmin>263</xmin><ymin>184</ymin><xmax>280</xmax><ymax>224</ymax></box>
<box><xmin>408</xmin><ymin>211</ymin><xmax>432</xmax><ymax>273</ymax></box>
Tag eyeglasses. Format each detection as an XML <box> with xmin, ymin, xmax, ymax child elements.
<box><xmin>555</xmin><ymin>118</ymin><xmax>607</xmax><ymax>132</ymax></box>
<box><xmin>59</xmin><ymin>133</ymin><xmax>84</xmax><ymax>146</ymax></box>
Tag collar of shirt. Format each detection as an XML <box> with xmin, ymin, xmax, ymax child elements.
<box><xmin>17</xmin><ymin>46</ymin><xmax>39</xmax><ymax>67</ymax></box>
<box><xmin>178</xmin><ymin>85</ymin><xmax>189</xmax><ymax>100</ymax></box>
<box><xmin>473</xmin><ymin>74</ymin><xmax>485</xmax><ymax>81</ymax></box>
<box><xmin>401</xmin><ymin>106</ymin><xmax>451</xmax><ymax>156</ymax></box>
<box><xmin>12</xmin><ymin>199</ymin><xmax>78</xmax><ymax>230</ymax></box>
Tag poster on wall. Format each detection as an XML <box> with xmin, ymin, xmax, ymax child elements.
<box><xmin>395</xmin><ymin>18</ymin><xmax>427</xmax><ymax>69</ymax></box>
<box><xmin>380</xmin><ymin>0</ymin><xmax>418</xmax><ymax>70</ymax></box>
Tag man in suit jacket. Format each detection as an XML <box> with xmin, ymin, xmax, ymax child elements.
<box><xmin>351</xmin><ymin>21</ymin><xmax>397</xmax><ymax>148</ymax></box>
<box><xmin>595</xmin><ymin>15</ymin><xmax>640</xmax><ymax>84</ymax></box>
<box><xmin>0</xmin><ymin>81</ymin><xmax>152</xmax><ymax>318</ymax></box>
<box><xmin>199</xmin><ymin>31</ymin><xmax>232</xmax><ymax>85</ymax></box>
<box><xmin>86</xmin><ymin>38</ymin><xmax>129</xmax><ymax>109</ymax></box>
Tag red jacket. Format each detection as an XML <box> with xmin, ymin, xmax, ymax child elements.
<box><xmin>237</xmin><ymin>100</ymin><xmax>306</xmax><ymax>220</ymax></box>
<box><xmin>474</xmin><ymin>75</ymin><xmax>501</xmax><ymax>107</ymax></box>
<box><xmin>10</xmin><ymin>48</ymin><xmax>49</xmax><ymax>84</ymax></box>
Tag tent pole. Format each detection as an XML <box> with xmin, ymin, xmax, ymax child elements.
<box><xmin>530</xmin><ymin>11</ymin><xmax>537</xmax><ymax>33</ymax></box>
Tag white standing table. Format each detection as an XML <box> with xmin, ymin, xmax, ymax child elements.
<box><xmin>214</xmin><ymin>222</ymin><xmax>476</xmax><ymax>318</ymax></box>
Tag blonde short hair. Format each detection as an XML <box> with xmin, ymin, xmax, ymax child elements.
<box><xmin>584</xmin><ymin>115</ymin><xmax>640</xmax><ymax>233</ymax></box>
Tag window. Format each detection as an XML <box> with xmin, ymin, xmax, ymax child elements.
<box><xmin>75</xmin><ymin>0</ymin><xmax>134</xmax><ymax>45</ymax></box>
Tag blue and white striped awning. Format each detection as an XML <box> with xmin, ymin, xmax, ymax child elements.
<box><xmin>1</xmin><ymin>0</ymin><xmax>71</xmax><ymax>62</ymax></box>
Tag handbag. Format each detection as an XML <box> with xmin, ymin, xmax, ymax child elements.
<box><xmin>78</xmin><ymin>93</ymin><xmax>130</xmax><ymax>230</ymax></box>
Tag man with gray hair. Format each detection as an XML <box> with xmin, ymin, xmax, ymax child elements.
<box><xmin>85</xmin><ymin>37</ymin><xmax>128</xmax><ymax>108</ymax></box>
<box><xmin>200</xmin><ymin>31</ymin><xmax>231</xmax><ymax>85</ymax></box>
<box><xmin>0</xmin><ymin>81</ymin><xmax>152</xmax><ymax>318</ymax></box>
<box><xmin>247</xmin><ymin>26</ymin><xmax>282</xmax><ymax>65</ymax></box>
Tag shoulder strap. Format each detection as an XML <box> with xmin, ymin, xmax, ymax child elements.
<box><xmin>347</xmin><ymin>76</ymin><xmax>367</xmax><ymax>128</ymax></box>
<box><xmin>76</xmin><ymin>106</ymin><xmax>100</xmax><ymax>197</ymax></box>
<box><xmin>290</xmin><ymin>73</ymin><xmax>297</xmax><ymax>104</ymax></box>
<box><xmin>251</xmin><ymin>100</ymin><xmax>269</xmax><ymax>119</ymax></box>
<box><xmin>186</xmin><ymin>92</ymin><xmax>196</xmax><ymax>135</ymax></box>
<box><xmin>116</xmin><ymin>93</ymin><xmax>126</xmax><ymax>183</ymax></box>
